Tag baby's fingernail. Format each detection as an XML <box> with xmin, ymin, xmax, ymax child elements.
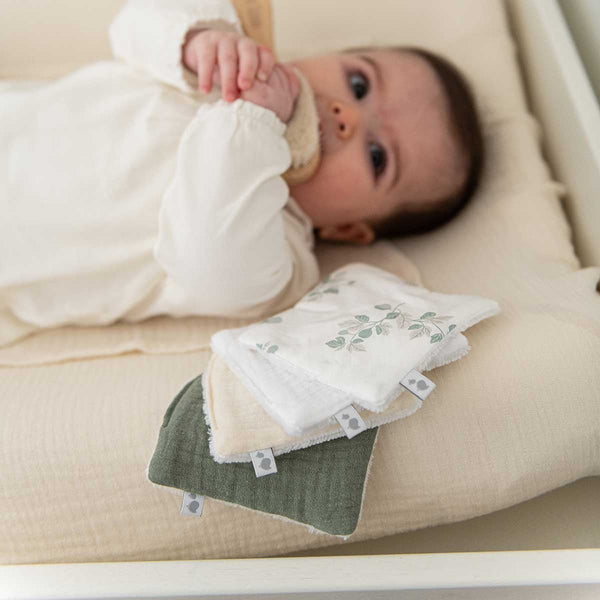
<box><xmin>258</xmin><ymin>71</ymin><xmax>267</xmax><ymax>81</ymax></box>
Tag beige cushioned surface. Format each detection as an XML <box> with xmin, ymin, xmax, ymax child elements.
<box><xmin>1</xmin><ymin>0</ymin><xmax>600</xmax><ymax>564</ymax></box>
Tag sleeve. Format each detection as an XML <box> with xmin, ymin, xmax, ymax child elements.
<box><xmin>108</xmin><ymin>0</ymin><xmax>243</xmax><ymax>94</ymax></box>
<box><xmin>153</xmin><ymin>97</ymin><xmax>302</xmax><ymax>316</ymax></box>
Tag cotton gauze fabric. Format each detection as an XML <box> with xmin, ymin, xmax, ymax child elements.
<box><xmin>146</xmin><ymin>373</ymin><xmax>379</xmax><ymax>538</ymax></box>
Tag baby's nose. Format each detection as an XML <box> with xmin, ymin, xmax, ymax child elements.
<box><xmin>330</xmin><ymin>101</ymin><xmax>357</xmax><ymax>140</ymax></box>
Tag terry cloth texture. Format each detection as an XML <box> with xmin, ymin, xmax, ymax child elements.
<box><xmin>281</xmin><ymin>66</ymin><xmax>321</xmax><ymax>186</ymax></box>
<box><xmin>203</xmin><ymin>345</ymin><xmax>463</xmax><ymax>463</ymax></box>
<box><xmin>205</xmin><ymin>329</ymin><xmax>470</xmax><ymax>462</ymax></box>
<box><xmin>147</xmin><ymin>373</ymin><xmax>379</xmax><ymax>537</ymax></box>
<box><xmin>211</xmin><ymin>262</ymin><xmax>501</xmax><ymax>436</ymax></box>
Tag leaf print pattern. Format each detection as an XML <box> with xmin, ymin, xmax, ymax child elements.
<box><xmin>255</xmin><ymin>341</ymin><xmax>279</xmax><ymax>353</ymax></box>
<box><xmin>325</xmin><ymin>303</ymin><xmax>457</xmax><ymax>352</ymax></box>
<box><xmin>303</xmin><ymin>270</ymin><xmax>356</xmax><ymax>302</ymax></box>
<box><xmin>254</xmin><ymin>272</ymin><xmax>458</xmax><ymax>355</ymax></box>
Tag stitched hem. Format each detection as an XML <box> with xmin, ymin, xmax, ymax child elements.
<box><xmin>209</xmin><ymin>401</ymin><xmax>422</xmax><ymax>464</ymax></box>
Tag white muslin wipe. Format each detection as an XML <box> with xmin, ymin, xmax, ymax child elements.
<box><xmin>210</xmin><ymin>262</ymin><xmax>501</xmax><ymax>436</ymax></box>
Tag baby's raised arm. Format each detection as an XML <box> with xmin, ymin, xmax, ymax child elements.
<box><xmin>109</xmin><ymin>1</ymin><xmax>313</xmax><ymax>316</ymax></box>
<box><xmin>182</xmin><ymin>29</ymin><xmax>300</xmax><ymax>124</ymax></box>
<box><xmin>153</xmin><ymin>98</ymin><xmax>299</xmax><ymax>316</ymax></box>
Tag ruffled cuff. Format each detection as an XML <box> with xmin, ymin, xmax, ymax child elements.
<box><xmin>195</xmin><ymin>96</ymin><xmax>288</xmax><ymax>139</ymax></box>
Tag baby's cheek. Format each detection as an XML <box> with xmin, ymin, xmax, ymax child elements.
<box><xmin>299</xmin><ymin>154</ymin><xmax>365</xmax><ymax>201</ymax></box>
<box><xmin>328</xmin><ymin>164</ymin><xmax>363</xmax><ymax>194</ymax></box>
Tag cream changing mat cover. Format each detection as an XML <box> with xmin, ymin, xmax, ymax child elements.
<box><xmin>2</xmin><ymin>0</ymin><xmax>600</xmax><ymax>565</ymax></box>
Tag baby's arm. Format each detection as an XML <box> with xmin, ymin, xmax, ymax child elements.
<box><xmin>183</xmin><ymin>28</ymin><xmax>300</xmax><ymax>124</ymax></box>
<box><xmin>153</xmin><ymin>98</ymin><xmax>297</xmax><ymax>316</ymax></box>
<box><xmin>108</xmin><ymin>0</ymin><xmax>242</xmax><ymax>94</ymax></box>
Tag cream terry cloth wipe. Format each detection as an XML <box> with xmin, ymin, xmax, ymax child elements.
<box><xmin>203</xmin><ymin>334</ymin><xmax>468</xmax><ymax>463</ymax></box>
<box><xmin>210</xmin><ymin>262</ymin><xmax>501</xmax><ymax>437</ymax></box>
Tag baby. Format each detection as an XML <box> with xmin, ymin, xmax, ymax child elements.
<box><xmin>0</xmin><ymin>0</ymin><xmax>484</xmax><ymax>346</ymax></box>
<box><xmin>184</xmin><ymin>28</ymin><xmax>484</xmax><ymax>245</ymax></box>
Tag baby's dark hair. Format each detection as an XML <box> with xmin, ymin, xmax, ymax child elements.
<box><xmin>341</xmin><ymin>45</ymin><xmax>485</xmax><ymax>239</ymax></box>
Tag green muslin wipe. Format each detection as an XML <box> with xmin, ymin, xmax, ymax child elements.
<box><xmin>147</xmin><ymin>374</ymin><xmax>379</xmax><ymax>537</ymax></box>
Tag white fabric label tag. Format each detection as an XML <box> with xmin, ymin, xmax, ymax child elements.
<box><xmin>399</xmin><ymin>368</ymin><xmax>436</xmax><ymax>401</ymax></box>
<box><xmin>334</xmin><ymin>405</ymin><xmax>367</xmax><ymax>439</ymax></box>
<box><xmin>249</xmin><ymin>448</ymin><xmax>277</xmax><ymax>477</ymax></box>
<box><xmin>180</xmin><ymin>492</ymin><xmax>204</xmax><ymax>517</ymax></box>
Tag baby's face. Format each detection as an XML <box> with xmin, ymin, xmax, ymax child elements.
<box><xmin>287</xmin><ymin>49</ymin><xmax>467</xmax><ymax>245</ymax></box>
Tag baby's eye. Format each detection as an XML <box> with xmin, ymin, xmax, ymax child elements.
<box><xmin>369</xmin><ymin>142</ymin><xmax>387</xmax><ymax>178</ymax></box>
<box><xmin>347</xmin><ymin>68</ymin><xmax>386</xmax><ymax>179</ymax></box>
<box><xmin>348</xmin><ymin>71</ymin><xmax>369</xmax><ymax>100</ymax></box>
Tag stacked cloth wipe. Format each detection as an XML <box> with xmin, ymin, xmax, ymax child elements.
<box><xmin>146</xmin><ymin>374</ymin><xmax>378</xmax><ymax>538</ymax></box>
<box><xmin>210</xmin><ymin>263</ymin><xmax>501</xmax><ymax>435</ymax></box>
<box><xmin>147</xmin><ymin>262</ymin><xmax>501</xmax><ymax>537</ymax></box>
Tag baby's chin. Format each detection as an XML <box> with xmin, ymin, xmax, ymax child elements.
<box><xmin>288</xmin><ymin>181</ymin><xmax>322</xmax><ymax>224</ymax></box>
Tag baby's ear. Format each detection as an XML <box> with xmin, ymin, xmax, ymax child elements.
<box><xmin>317</xmin><ymin>223</ymin><xmax>375</xmax><ymax>245</ymax></box>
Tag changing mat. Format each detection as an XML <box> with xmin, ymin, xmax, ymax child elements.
<box><xmin>211</xmin><ymin>263</ymin><xmax>501</xmax><ymax>436</ymax></box>
<box><xmin>146</xmin><ymin>373</ymin><xmax>379</xmax><ymax>537</ymax></box>
<box><xmin>3</xmin><ymin>0</ymin><xmax>600</xmax><ymax>567</ymax></box>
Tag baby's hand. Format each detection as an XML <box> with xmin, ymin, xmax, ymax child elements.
<box><xmin>182</xmin><ymin>28</ymin><xmax>276</xmax><ymax>102</ymax></box>
<box><xmin>238</xmin><ymin>62</ymin><xmax>301</xmax><ymax>124</ymax></box>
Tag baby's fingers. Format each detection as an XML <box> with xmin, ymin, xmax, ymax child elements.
<box><xmin>236</xmin><ymin>37</ymin><xmax>259</xmax><ymax>90</ymax></box>
<box><xmin>256</xmin><ymin>45</ymin><xmax>276</xmax><ymax>82</ymax></box>
<box><xmin>196</xmin><ymin>41</ymin><xmax>217</xmax><ymax>93</ymax></box>
<box><xmin>217</xmin><ymin>36</ymin><xmax>240</xmax><ymax>102</ymax></box>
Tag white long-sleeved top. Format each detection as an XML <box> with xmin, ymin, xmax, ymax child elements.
<box><xmin>0</xmin><ymin>0</ymin><xmax>320</xmax><ymax>347</ymax></box>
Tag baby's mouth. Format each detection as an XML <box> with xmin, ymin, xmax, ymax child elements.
<box><xmin>315</xmin><ymin>100</ymin><xmax>324</xmax><ymax>152</ymax></box>
<box><xmin>318</xmin><ymin>121</ymin><xmax>324</xmax><ymax>154</ymax></box>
